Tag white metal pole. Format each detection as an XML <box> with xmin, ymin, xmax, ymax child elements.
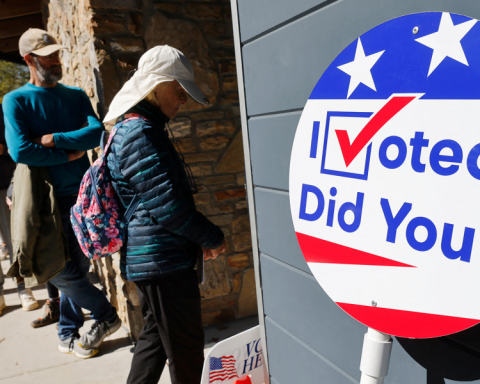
<box><xmin>359</xmin><ymin>328</ymin><xmax>393</xmax><ymax>384</ymax></box>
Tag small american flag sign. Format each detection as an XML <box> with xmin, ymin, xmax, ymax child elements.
<box><xmin>209</xmin><ymin>356</ymin><xmax>239</xmax><ymax>383</ymax></box>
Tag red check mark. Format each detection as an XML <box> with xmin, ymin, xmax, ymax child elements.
<box><xmin>335</xmin><ymin>96</ymin><xmax>416</xmax><ymax>167</ymax></box>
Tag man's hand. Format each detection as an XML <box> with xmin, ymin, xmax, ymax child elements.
<box><xmin>32</xmin><ymin>134</ymin><xmax>55</xmax><ymax>148</ymax></box>
<box><xmin>6</xmin><ymin>197</ymin><xmax>12</xmax><ymax>210</ymax></box>
<box><xmin>66</xmin><ymin>150</ymin><xmax>86</xmax><ymax>162</ymax></box>
<box><xmin>203</xmin><ymin>240</ymin><xmax>226</xmax><ymax>261</ymax></box>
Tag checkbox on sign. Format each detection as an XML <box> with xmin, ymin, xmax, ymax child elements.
<box><xmin>321</xmin><ymin>111</ymin><xmax>374</xmax><ymax>180</ymax></box>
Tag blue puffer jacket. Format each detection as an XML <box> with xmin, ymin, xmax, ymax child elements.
<box><xmin>107</xmin><ymin>100</ymin><xmax>224</xmax><ymax>281</ymax></box>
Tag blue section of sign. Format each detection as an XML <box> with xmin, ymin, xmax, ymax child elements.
<box><xmin>321</xmin><ymin>111</ymin><xmax>373</xmax><ymax>180</ymax></box>
<box><xmin>309</xmin><ymin>12</ymin><xmax>480</xmax><ymax>100</ymax></box>
<box><xmin>310</xmin><ymin>121</ymin><xmax>320</xmax><ymax>158</ymax></box>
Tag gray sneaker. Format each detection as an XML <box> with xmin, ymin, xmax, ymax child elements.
<box><xmin>58</xmin><ymin>334</ymin><xmax>98</xmax><ymax>359</ymax></box>
<box><xmin>78</xmin><ymin>315</ymin><xmax>122</xmax><ymax>350</ymax></box>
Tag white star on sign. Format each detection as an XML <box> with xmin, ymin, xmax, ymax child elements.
<box><xmin>415</xmin><ymin>12</ymin><xmax>477</xmax><ymax>76</ymax></box>
<box><xmin>337</xmin><ymin>38</ymin><xmax>385</xmax><ymax>98</ymax></box>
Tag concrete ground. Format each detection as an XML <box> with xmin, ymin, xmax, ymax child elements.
<box><xmin>0</xmin><ymin>258</ymin><xmax>259</xmax><ymax>384</ymax></box>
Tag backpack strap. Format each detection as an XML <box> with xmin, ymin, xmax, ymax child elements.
<box><xmin>123</xmin><ymin>194</ymin><xmax>141</xmax><ymax>224</ymax></box>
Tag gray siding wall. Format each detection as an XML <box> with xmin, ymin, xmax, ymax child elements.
<box><xmin>234</xmin><ymin>0</ymin><xmax>480</xmax><ymax>383</ymax></box>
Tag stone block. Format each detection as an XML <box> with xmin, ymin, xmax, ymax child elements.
<box><xmin>205</xmin><ymin>175</ymin><xmax>235</xmax><ymax>185</ymax></box>
<box><xmin>184</xmin><ymin>152</ymin><xmax>218</xmax><ymax>163</ymax></box>
<box><xmin>236</xmin><ymin>172</ymin><xmax>245</xmax><ymax>185</ymax></box>
<box><xmin>237</xmin><ymin>268</ymin><xmax>258</xmax><ymax>318</ymax></box>
<box><xmin>232</xmin><ymin>273</ymin><xmax>241</xmax><ymax>293</ymax></box>
<box><xmin>222</xmin><ymin>76</ymin><xmax>237</xmax><ymax>91</ymax></box>
<box><xmin>228</xmin><ymin>253</ymin><xmax>250</xmax><ymax>269</ymax></box>
<box><xmin>196</xmin><ymin>120</ymin><xmax>235</xmax><ymax>137</ymax></box>
<box><xmin>200</xmin><ymin>136</ymin><xmax>230</xmax><ymax>151</ymax></box>
<box><xmin>128</xmin><ymin>13</ymin><xmax>143</xmax><ymax>35</ymax></box>
<box><xmin>97</xmin><ymin>49</ymin><xmax>121</xmax><ymax>115</ymax></box>
<box><xmin>219</xmin><ymin>61</ymin><xmax>236</xmax><ymax>74</ymax></box>
<box><xmin>169</xmin><ymin>117</ymin><xmax>191</xmax><ymax>138</ymax></box>
<box><xmin>191</xmin><ymin>110</ymin><xmax>224</xmax><ymax>121</ymax></box>
<box><xmin>154</xmin><ymin>3</ymin><xmax>181</xmax><ymax>13</ymax></box>
<box><xmin>200</xmin><ymin>256</ymin><xmax>231</xmax><ymax>299</ymax></box>
<box><xmin>232</xmin><ymin>214</ymin><xmax>250</xmax><ymax>234</ymax></box>
<box><xmin>231</xmin><ymin>106</ymin><xmax>240</xmax><ymax>117</ymax></box>
<box><xmin>232</xmin><ymin>231</ymin><xmax>252</xmax><ymax>252</ymax></box>
<box><xmin>203</xmin><ymin>203</ymin><xmax>234</xmax><ymax>215</ymax></box>
<box><xmin>221</xmin><ymin>93</ymin><xmax>239</xmax><ymax>103</ymax></box>
<box><xmin>214</xmin><ymin>188</ymin><xmax>246</xmax><ymax>202</ymax></box>
<box><xmin>92</xmin><ymin>13</ymin><xmax>125</xmax><ymax>34</ymax></box>
<box><xmin>145</xmin><ymin>12</ymin><xmax>219</xmax><ymax>110</ymax></box>
<box><xmin>202</xmin><ymin>308</ymin><xmax>236</xmax><ymax>326</ymax></box>
<box><xmin>203</xmin><ymin>22</ymin><xmax>227</xmax><ymax>36</ymax></box>
<box><xmin>208</xmin><ymin>214</ymin><xmax>233</xmax><ymax>227</ymax></box>
<box><xmin>177</xmin><ymin>138</ymin><xmax>196</xmax><ymax>153</ymax></box>
<box><xmin>201</xmin><ymin>295</ymin><xmax>236</xmax><ymax>311</ymax></box>
<box><xmin>110</xmin><ymin>37</ymin><xmax>144</xmax><ymax>54</ymax></box>
<box><xmin>215</xmin><ymin>131</ymin><xmax>245</xmax><ymax>173</ymax></box>
<box><xmin>185</xmin><ymin>4</ymin><xmax>222</xmax><ymax>19</ymax></box>
<box><xmin>90</xmin><ymin>0</ymin><xmax>142</xmax><ymax>9</ymax></box>
<box><xmin>235</xmin><ymin>200</ymin><xmax>248</xmax><ymax>210</ymax></box>
<box><xmin>191</xmin><ymin>164</ymin><xmax>212</xmax><ymax>176</ymax></box>
<box><xmin>117</xmin><ymin>57</ymin><xmax>139</xmax><ymax>71</ymax></box>
<box><xmin>194</xmin><ymin>193</ymin><xmax>210</xmax><ymax>206</ymax></box>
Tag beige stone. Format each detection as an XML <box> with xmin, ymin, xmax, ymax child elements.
<box><xmin>191</xmin><ymin>164</ymin><xmax>212</xmax><ymax>177</ymax></box>
<box><xmin>90</xmin><ymin>0</ymin><xmax>141</xmax><ymax>9</ymax></box>
<box><xmin>237</xmin><ymin>268</ymin><xmax>258</xmax><ymax>317</ymax></box>
<box><xmin>145</xmin><ymin>12</ymin><xmax>219</xmax><ymax>111</ymax></box>
<box><xmin>154</xmin><ymin>3</ymin><xmax>181</xmax><ymax>13</ymax></box>
<box><xmin>202</xmin><ymin>203</ymin><xmax>234</xmax><ymax>215</ymax></box>
<box><xmin>232</xmin><ymin>231</ymin><xmax>252</xmax><ymax>252</ymax></box>
<box><xmin>236</xmin><ymin>172</ymin><xmax>245</xmax><ymax>185</ymax></box>
<box><xmin>194</xmin><ymin>193</ymin><xmax>210</xmax><ymax>206</ymax></box>
<box><xmin>191</xmin><ymin>110</ymin><xmax>224</xmax><ymax>121</ymax></box>
<box><xmin>222</xmin><ymin>76</ymin><xmax>238</xmax><ymax>91</ymax></box>
<box><xmin>220</xmin><ymin>61</ymin><xmax>236</xmax><ymax>74</ymax></box>
<box><xmin>184</xmin><ymin>152</ymin><xmax>218</xmax><ymax>163</ymax></box>
<box><xmin>215</xmin><ymin>130</ymin><xmax>245</xmax><ymax>173</ymax></box>
<box><xmin>203</xmin><ymin>22</ymin><xmax>227</xmax><ymax>36</ymax></box>
<box><xmin>176</xmin><ymin>138</ymin><xmax>196</xmax><ymax>153</ymax></box>
<box><xmin>110</xmin><ymin>37</ymin><xmax>144</xmax><ymax>54</ymax></box>
<box><xmin>201</xmin><ymin>296</ymin><xmax>236</xmax><ymax>311</ymax></box>
<box><xmin>200</xmin><ymin>256</ymin><xmax>231</xmax><ymax>299</ymax></box>
<box><xmin>228</xmin><ymin>253</ymin><xmax>250</xmax><ymax>269</ymax></box>
<box><xmin>200</xmin><ymin>136</ymin><xmax>230</xmax><ymax>151</ymax></box>
<box><xmin>208</xmin><ymin>214</ymin><xmax>233</xmax><ymax>227</ymax></box>
<box><xmin>204</xmin><ymin>175</ymin><xmax>235</xmax><ymax>185</ymax></box>
<box><xmin>196</xmin><ymin>120</ymin><xmax>235</xmax><ymax>137</ymax></box>
<box><xmin>235</xmin><ymin>200</ymin><xmax>248</xmax><ymax>210</ymax></box>
<box><xmin>169</xmin><ymin>117</ymin><xmax>191</xmax><ymax>138</ymax></box>
<box><xmin>232</xmin><ymin>214</ymin><xmax>250</xmax><ymax>234</ymax></box>
<box><xmin>91</xmin><ymin>13</ymin><xmax>125</xmax><ymax>34</ymax></box>
<box><xmin>232</xmin><ymin>273</ymin><xmax>241</xmax><ymax>293</ymax></box>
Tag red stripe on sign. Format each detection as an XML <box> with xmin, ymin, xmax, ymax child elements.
<box><xmin>336</xmin><ymin>302</ymin><xmax>480</xmax><ymax>338</ymax></box>
<box><xmin>296</xmin><ymin>232</ymin><xmax>415</xmax><ymax>268</ymax></box>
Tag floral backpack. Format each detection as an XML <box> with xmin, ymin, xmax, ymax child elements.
<box><xmin>70</xmin><ymin>115</ymin><xmax>142</xmax><ymax>260</ymax></box>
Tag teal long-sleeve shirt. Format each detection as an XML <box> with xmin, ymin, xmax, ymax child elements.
<box><xmin>2</xmin><ymin>82</ymin><xmax>104</xmax><ymax>197</ymax></box>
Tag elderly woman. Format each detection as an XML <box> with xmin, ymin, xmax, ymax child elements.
<box><xmin>103</xmin><ymin>45</ymin><xmax>226</xmax><ymax>384</ymax></box>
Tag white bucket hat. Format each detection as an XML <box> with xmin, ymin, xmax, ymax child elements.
<box><xmin>103</xmin><ymin>45</ymin><xmax>210</xmax><ymax>123</ymax></box>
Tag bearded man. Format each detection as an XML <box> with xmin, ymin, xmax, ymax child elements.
<box><xmin>2</xmin><ymin>28</ymin><xmax>120</xmax><ymax>358</ymax></box>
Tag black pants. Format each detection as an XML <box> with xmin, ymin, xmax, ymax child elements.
<box><xmin>127</xmin><ymin>268</ymin><xmax>204</xmax><ymax>384</ymax></box>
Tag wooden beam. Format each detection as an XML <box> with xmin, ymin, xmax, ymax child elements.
<box><xmin>0</xmin><ymin>36</ymin><xmax>21</xmax><ymax>53</ymax></box>
<box><xmin>0</xmin><ymin>0</ymin><xmax>41</xmax><ymax>21</ymax></box>
<box><xmin>0</xmin><ymin>14</ymin><xmax>44</xmax><ymax>40</ymax></box>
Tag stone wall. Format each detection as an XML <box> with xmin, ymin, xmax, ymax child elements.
<box><xmin>43</xmin><ymin>0</ymin><xmax>256</xmax><ymax>340</ymax></box>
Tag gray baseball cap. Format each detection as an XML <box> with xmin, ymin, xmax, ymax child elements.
<box><xmin>19</xmin><ymin>28</ymin><xmax>65</xmax><ymax>57</ymax></box>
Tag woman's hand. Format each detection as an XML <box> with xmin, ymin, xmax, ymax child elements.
<box><xmin>202</xmin><ymin>240</ymin><xmax>226</xmax><ymax>261</ymax></box>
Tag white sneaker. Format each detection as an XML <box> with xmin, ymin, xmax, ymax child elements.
<box><xmin>0</xmin><ymin>295</ymin><xmax>6</xmax><ymax>315</ymax></box>
<box><xmin>19</xmin><ymin>289</ymin><xmax>39</xmax><ymax>311</ymax></box>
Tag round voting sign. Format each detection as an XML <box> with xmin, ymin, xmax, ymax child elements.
<box><xmin>289</xmin><ymin>12</ymin><xmax>480</xmax><ymax>338</ymax></box>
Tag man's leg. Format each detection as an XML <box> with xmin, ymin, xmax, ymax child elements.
<box><xmin>128</xmin><ymin>268</ymin><xmax>205</xmax><ymax>384</ymax></box>
<box><xmin>127</xmin><ymin>285</ymin><xmax>168</xmax><ymax>384</ymax></box>
<box><xmin>50</xmin><ymin>195</ymin><xmax>118</xmax><ymax>342</ymax></box>
<box><xmin>31</xmin><ymin>281</ymin><xmax>60</xmax><ymax>328</ymax></box>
